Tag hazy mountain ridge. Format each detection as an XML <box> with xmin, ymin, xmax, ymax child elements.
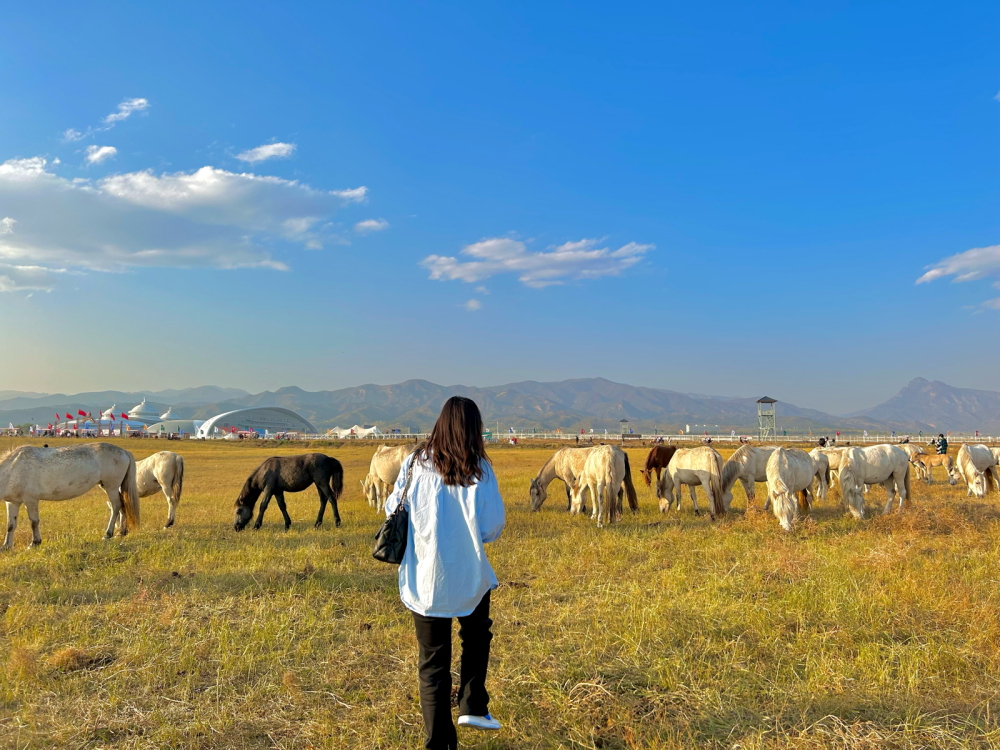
<box><xmin>847</xmin><ymin>378</ymin><xmax>1000</xmax><ymax>432</ymax></box>
<box><xmin>0</xmin><ymin>378</ymin><xmax>994</xmax><ymax>433</ymax></box>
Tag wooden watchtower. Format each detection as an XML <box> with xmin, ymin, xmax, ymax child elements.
<box><xmin>757</xmin><ymin>397</ymin><xmax>777</xmax><ymax>439</ymax></box>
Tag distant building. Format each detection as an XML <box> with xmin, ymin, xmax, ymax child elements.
<box><xmin>197</xmin><ymin>407</ymin><xmax>317</xmax><ymax>437</ymax></box>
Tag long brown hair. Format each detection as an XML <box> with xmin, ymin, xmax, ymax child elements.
<box><xmin>423</xmin><ymin>396</ymin><xmax>490</xmax><ymax>486</ymax></box>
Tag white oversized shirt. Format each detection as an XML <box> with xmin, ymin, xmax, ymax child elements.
<box><xmin>384</xmin><ymin>452</ymin><xmax>506</xmax><ymax>618</ymax></box>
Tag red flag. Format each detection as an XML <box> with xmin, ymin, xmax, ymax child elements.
<box><xmin>66</xmin><ymin>413</ymin><xmax>72</xmax><ymax>420</ymax></box>
<box><xmin>47</xmin><ymin>423</ymin><xmax>52</xmax><ymax>430</ymax></box>
<box><xmin>55</xmin><ymin>412</ymin><xmax>59</xmax><ymax>422</ymax></box>
<box><xmin>77</xmin><ymin>409</ymin><xmax>87</xmax><ymax>417</ymax></box>
<box><xmin>121</xmin><ymin>412</ymin><xmax>128</xmax><ymax>420</ymax></box>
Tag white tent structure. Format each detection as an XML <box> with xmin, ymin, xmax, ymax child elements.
<box><xmin>327</xmin><ymin>424</ymin><xmax>382</xmax><ymax>439</ymax></box>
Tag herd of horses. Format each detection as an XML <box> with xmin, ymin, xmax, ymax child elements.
<box><xmin>1</xmin><ymin>437</ymin><xmax>998</xmax><ymax>550</ymax></box>
<box><xmin>0</xmin><ymin>443</ymin><xmax>344</xmax><ymax>549</ymax></box>
<box><xmin>591</xmin><ymin>440</ymin><xmax>999</xmax><ymax>531</ymax></box>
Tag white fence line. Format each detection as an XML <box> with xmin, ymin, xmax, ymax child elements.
<box><xmin>283</xmin><ymin>432</ymin><xmax>996</xmax><ymax>445</ymax></box>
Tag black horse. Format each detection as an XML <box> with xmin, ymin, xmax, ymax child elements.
<box><xmin>233</xmin><ymin>453</ymin><xmax>344</xmax><ymax>531</ymax></box>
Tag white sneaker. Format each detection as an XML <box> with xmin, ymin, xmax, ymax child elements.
<box><xmin>458</xmin><ymin>713</ymin><xmax>501</xmax><ymax>731</ymax></box>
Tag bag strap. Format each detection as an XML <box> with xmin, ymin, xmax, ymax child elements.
<box><xmin>398</xmin><ymin>453</ymin><xmax>418</xmax><ymax>508</ymax></box>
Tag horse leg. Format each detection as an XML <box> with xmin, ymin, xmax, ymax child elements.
<box><xmin>163</xmin><ymin>482</ymin><xmax>178</xmax><ymax>529</ymax></box>
<box><xmin>274</xmin><ymin>492</ymin><xmax>292</xmax><ymax>530</ymax></box>
<box><xmin>104</xmin><ymin>488</ymin><xmax>123</xmax><ymax>539</ymax></box>
<box><xmin>565</xmin><ymin>484</ymin><xmax>572</xmax><ymax>512</ymax></box>
<box><xmin>689</xmin><ymin>485</ymin><xmax>700</xmax><ymax>516</ymax></box>
<box><xmin>595</xmin><ymin>481</ymin><xmax>605</xmax><ymax>528</ymax></box>
<box><xmin>328</xmin><ymin>478</ymin><xmax>342</xmax><ymax>528</ymax></box>
<box><xmin>315</xmin><ymin>486</ymin><xmax>329</xmax><ymax>528</ymax></box>
<box><xmin>4</xmin><ymin>501</ymin><xmax>20</xmax><ymax>550</ymax></box>
<box><xmin>882</xmin><ymin>480</ymin><xmax>894</xmax><ymax>515</ymax></box>
<box><xmin>25</xmin><ymin>501</ymin><xmax>42</xmax><ymax>547</ymax></box>
<box><xmin>705</xmin><ymin>484</ymin><xmax>717</xmax><ymax>522</ymax></box>
<box><xmin>741</xmin><ymin>478</ymin><xmax>755</xmax><ymax>505</ymax></box>
<box><xmin>253</xmin><ymin>490</ymin><xmax>273</xmax><ymax>530</ymax></box>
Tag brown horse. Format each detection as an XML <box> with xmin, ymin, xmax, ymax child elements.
<box><xmin>641</xmin><ymin>445</ymin><xmax>678</xmax><ymax>487</ymax></box>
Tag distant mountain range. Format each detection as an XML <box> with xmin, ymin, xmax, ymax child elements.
<box><xmin>1</xmin><ymin>378</ymin><xmax>995</xmax><ymax>434</ymax></box>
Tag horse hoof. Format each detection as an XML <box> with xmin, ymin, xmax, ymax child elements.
<box><xmin>335</xmin><ymin>519</ymin><xmax>342</xmax><ymax>528</ymax></box>
<box><xmin>29</xmin><ymin>541</ymin><xmax>41</xmax><ymax>548</ymax></box>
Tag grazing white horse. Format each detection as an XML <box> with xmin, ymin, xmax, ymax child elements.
<box><xmin>815</xmin><ymin>446</ymin><xmax>847</xmax><ymax>488</ymax></box>
<box><xmin>577</xmin><ymin>445</ymin><xmax>626</xmax><ymax>528</ymax></box>
<box><xmin>956</xmin><ymin>444</ymin><xmax>999</xmax><ymax>498</ymax></box>
<box><xmin>0</xmin><ymin>443</ymin><xmax>140</xmax><ymax>550</ymax></box>
<box><xmin>531</xmin><ymin>446</ymin><xmax>637</xmax><ymax>518</ymax></box>
<box><xmin>720</xmin><ymin>444</ymin><xmax>775</xmax><ymax>507</ymax></box>
<box><xmin>362</xmin><ymin>445</ymin><xmax>418</xmax><ymax>511</ymax></box>
<box><xmin>839</xmin><ymin>445</ymin><xmax>911</xmax><ymax>515</ymax></box>
<box><xmin>765</xmin><ymin>448</ymin><xmax>819</xmax><ymax>531</ymax></box>
<box><xmin>807</xmin><ymin>448</ymin><xmax>831</xmax><ymax>500</ymax></box>
<box><xmin>656</xmin><ymin>446</ymin><xmax>726</xmax><ymax>520</ymax></box>
<box><xmin>530</xmin><ymin>447</ymin><xmax>595</xmax><ymax>513</ymax></box>
<box><xmin>136</xmin><ymin>451</ymin><xmax>184</xmax><ymax>528</ymax></box>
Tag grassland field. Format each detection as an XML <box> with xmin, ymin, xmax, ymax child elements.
<box><xmin>1</xmin><ymin>437</ymin><xmax>999</xmax><ymax>750</ymax></box>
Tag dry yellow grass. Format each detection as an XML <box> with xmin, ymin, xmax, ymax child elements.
<box><xmin>0</xmin><ymin>437</ymin><xmax>999</xmax><ymax>749</ymax></box>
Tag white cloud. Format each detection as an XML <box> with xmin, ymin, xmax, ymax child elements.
<box><xmin>0</xmin><ymin>156</ymin><xmax>367</xmax><ymax>280</ymax></box>
<box><xmin>63</xmin><ymin>128</ymin><xmax>84</xmax><ymax>142</ymax></box>
<box><xmin>354</xmin><ymin>218</ymin><xmax>389</xmax><ymax>234</ymax></box>
<box><xmin>917</xmin><ymin>244</ymin><xmax>1000</xmax><ymax>310</ymax></box>
<box><xmin>335</xmin><ymin>187</ymin><xmax>368</xmax><ymax>203</ymax></box>
<box><xmin>85</xmin><ymin>145</ymin><xmax>118</xmax><ymax>164</ymax></box>
<box><xmin>422</xmin><ymin>237</ymin><xmax>653</xmax><ymax>288</ymax></box>
<box><xmin>0</xmin><ymin>217</ymin><xmax>15</xmax><ymax>234</ymax></box>
<box><xmin>0</xmin><ymin>264</ymin><xmax>62</xmax><ymax>293</ymax></box>
<box><xmin>475</xmin><ymin>285</ymin><xmax>490</xmax><ymax>294</ymax></box>
<box><xmin>104</xmin><ymin>98</ymin><xmax>150</xmax><ymax>124</ymax></box>
<box><xmin>236</xmin><ymin>142</ymin><xmax>296</xmax><ymax>163</ymax></box>
<box><xmin>917</xmin><ymin>244</ymin><xmax>1000</xmax><ymax>284</ymax></box>
<box><xmin>463</xmin><ymin>299</ymin><xmax>482</xmax><ymax>311</ymax></box>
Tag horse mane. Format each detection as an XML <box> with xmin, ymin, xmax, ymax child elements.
<box><xmin>721</xmin><ymin>444</ymin><xmax>753</xmax><ymax>492</ymax></box>
<box><xmin>0</xmin><ymin>444</ymin><xmax>29</xmax><ymax>463</ymax></box>
<box><xmin>534</xmin><ymin>451</ymin><xmax>558</xmax><ymax>486</ymax></box>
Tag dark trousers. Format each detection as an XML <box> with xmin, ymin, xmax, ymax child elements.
<box><xmin>411</xmin><ymin>591</ymin><xmax>493</xmax><ymax>750</ymax></box>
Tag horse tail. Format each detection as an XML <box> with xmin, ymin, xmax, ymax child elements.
<box><xmin>798</xmin><ymin>489</ymin><xmax>810</xmax><ymax>513</ymax></box>
<box><xmin>329</xmin><ymin>456</ymin><xmax>344</xmax><ymax>500</ymax></box>
<box><xmin>120</xmin><ymin>453</ymin><xmax>140</xmax><ymax>530</ymax></box>
<box><xmin>903</xmin><ymin>463</ymin><xmax>912</xmax><ymax>508</ymax></box>
<box><xmin>710</xmin><ymin>450</ymin><xmax>725</xmax><ymax>517</ymax></box>
<box><xmin>172</xmin><ymin>455</ymin><xmax>184</xmax><ymax>508</ymax></box>
<box><xmin>622</xmin><ymin>453</ymin><xmax>639</xmax><ymax>513</ymax></box>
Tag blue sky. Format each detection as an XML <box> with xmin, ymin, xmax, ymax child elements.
<box><xmin>0</xmin><ymin>1</ymin><xmax>996</xmax><ymax>414</ymax></box>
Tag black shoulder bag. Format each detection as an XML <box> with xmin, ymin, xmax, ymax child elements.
<box><xmin>372</xmin><ymin>456</ymin><xmax>416</xmax><ymax>564</ymax></box>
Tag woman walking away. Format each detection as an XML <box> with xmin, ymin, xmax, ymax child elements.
<box><xmin>384</xmin><ymin>396</ymin><xmax>506</xmax><ymax>750</ymax></box>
